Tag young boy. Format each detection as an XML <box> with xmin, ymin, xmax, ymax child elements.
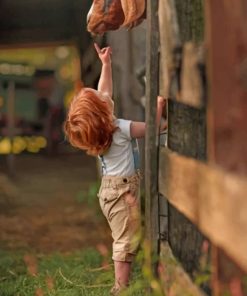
<box><xmin>64</xmin><ymin>43</ymin><xmax>166</xmax><ymax>295</ymax></box>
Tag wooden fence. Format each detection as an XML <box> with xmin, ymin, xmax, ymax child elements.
<box><xmin>145</xmin><ymin>0</ymin><xmax>247</xmax><ymax>295</ymax></box>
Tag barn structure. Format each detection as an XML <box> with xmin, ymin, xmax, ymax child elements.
<box><xmin>0</xmin><ymin>0</ymin><xmax>247</xmax><ymax>295</ymax></box>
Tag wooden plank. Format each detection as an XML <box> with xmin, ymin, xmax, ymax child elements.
<box><xmin>159</xmin><ymin>0</ymin><xmax>205</xmax><ymax>108</ymax></box>
<box><xmin>158</xmin><ymin>0</ymin><xmax>181</xmax><ymax>98</ymax></box>
<box><xmin>159</xmin><ymin>0</ymin><xmax>206</xmax><ymax>276</ymax></box>
<box><xmin>145</xmin><ymin>0</ymin><xmax>159</xmax><ymax>275</ymax></box>
<box><xmin>206</xmin><ymin>0</ymin><xmax>247</xmax><ymax>176</ymax></box>
<box><xmin>159</xmin><ymin>147</ymin><xmax>247</xmax><ymax>273</ymax></box>
<box><xmin>167</xmin><ymin>99</ymin><xmax>206</xmax><ymax>274</ymax></box>
<box><xmin>180</xmin><ymin>42</ymin><xmax>205</xmax><ymax>108</ymax></box>
<box><xmin>205</xmin><ymin>1</ymin><xmax>247</xmax><ymax>294</ymax></box>
<box><xmin>174</xmin><ymin>0</ymin><xmax>204</xmax><ymax>43</ymax></box>
<box><xmin>158</xmin><ymin>242</ymin><xmax>206</xmax><ymax>296</ymax></box>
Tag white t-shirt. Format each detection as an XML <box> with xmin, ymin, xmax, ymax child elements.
<box><xmin>99</xmin><ymin>119</ymin><xmax>135</xmax><ymax>177</ymax></box>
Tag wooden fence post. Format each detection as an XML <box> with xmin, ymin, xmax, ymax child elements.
<box><xmin>205</xmin><ymin>0</ymin><xmax>247</xmax><ymax>294</ymax></box>
<box><xmin>145</xmin><ymin>0</ymin><xmax>160</xmax><ymax>276</ymax></box>
<box><xmin>165</xmin><ymin>0</ymin><xmax>206</xmax><ymax>275</ymax></box>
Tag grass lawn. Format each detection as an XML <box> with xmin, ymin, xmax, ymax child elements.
<box><xmin>0</xmin><ymin>248</ymin><xmax>151</xmax><ymax>296</ymax></box>
<box><xmin>0</xmin><ymin>155</ymin><xmax>164</xmax><ymax>295</ymax></box>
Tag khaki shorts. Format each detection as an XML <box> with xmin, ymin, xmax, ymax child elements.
<box><xmin>97</xmin><ymin>172</ymin><xmax>142</xmax><ymax>262</ymax></box>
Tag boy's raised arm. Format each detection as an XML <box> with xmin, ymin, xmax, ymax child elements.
<box><xmin>94</xmin><ymin>43</ymin><xmax>113</xmax><ymax>98</ymax></box>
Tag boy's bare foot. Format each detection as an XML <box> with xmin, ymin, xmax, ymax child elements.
<box><xmin>110</xmin><ymin>282</ymin><xmax>128</xmax><ymax>295</ymax></box>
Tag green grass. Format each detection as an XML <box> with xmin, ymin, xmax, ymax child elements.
<box><xmin>0</xmin><ymin>181</ymin><xmax>164</xmax><ymax>296</ymax></box>
<box><xmin>0</xmin><ymin>248</ymin><xmax>150</xmax><ymax>296</ymax></box>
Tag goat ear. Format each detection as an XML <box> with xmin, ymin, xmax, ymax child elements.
<box><xmin>120</xmin><ymin>0</ymin><xmax>146</xmax><ymax>28</ymax></box>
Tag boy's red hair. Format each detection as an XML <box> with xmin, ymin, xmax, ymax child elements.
<box><xmin>64</xmin><ymin>88</ymin><xmax>116</xmax><ymax>156</ymax></box>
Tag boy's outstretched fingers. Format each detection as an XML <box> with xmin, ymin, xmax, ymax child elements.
<box><xmin>94</xmin><ymin>42</ymin><xmax>101</xmax><ymax>54</ymax></box>
<box><xmin>94</xmin><ymin>43</ymin><xmax>112</xmax><ymax>55</ymax></box>
<box><xmin>94</xmin><ymin>43</ymin><xmax>112</xmax><ymax>66</ymax></box>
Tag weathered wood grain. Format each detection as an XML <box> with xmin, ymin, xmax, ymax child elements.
<box><xmin>167</xmin><ymin>99</ymin><xmax>206</xmax><ymax>274</ymax></box>
<box><xmin>159</xmin><ymin>0</ymin><xmax>205</xmax><ymax>108</ymax></box>
<box><xmin>145</xmin><ymin>0</ymin><xmax>160</xmax><ymax>276</ymax></box>
<box><xmin>206</xmin><ymin>0</ymin><xmax>247</xmax><ymax>176</ymax></box>
<box><xmin>159</xmin><ymin>242</ymin><xmax>206</xmax><ymax>296</ymax></box>
<box><xmin>174</xmin><ymin>0</ymin><xmax>204</xmax><ymax>43</ymax></box>
<box><xmin>205</xmin><ymin>0</ymin><xmax>247</xmax><ymax>294</ymax></box>
<box><xmin>158</xmin><ymin>0</ymin><xmax>181</xmax><ymax>98</ymax></box>
<box><xmin>159</xmin><ymin>147</ymin><xmax>247</xmax><ymax>273</ymax></box>
<box><xmin>180</xmin><ymin>42</ymin><xmax>204</xmax><ymax>108</ymax></box>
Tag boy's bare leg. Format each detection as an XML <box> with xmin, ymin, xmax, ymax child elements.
<box><xmin>114</xmin><ymin>261</ymin><xmax>131</xmax><ymax>287</ymax></box>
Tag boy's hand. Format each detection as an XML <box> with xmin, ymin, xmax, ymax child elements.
<box><xmin>156</xmin><ymin>96</ymin><xmax>167</xmax><ymax>132</ymax></box>
<box><xmin>94</xmin><ymin>43</ymin><xmax>112</xmax><ymax>64</ymax></box>
<box><xmin>157</xmin><ymin>96</ymin><xmax>166</xmax><ymax>107</ymax></box>
<box><xmin>160</xmin><ymin>119</ymin><xmax>168</xmax><ymax>132</ymax></box>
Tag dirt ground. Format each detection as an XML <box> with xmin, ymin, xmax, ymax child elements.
<box><xmin>0</xmin><ymin>152</ymin><xmax>111</xmax><ymax>254</ymax></box>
